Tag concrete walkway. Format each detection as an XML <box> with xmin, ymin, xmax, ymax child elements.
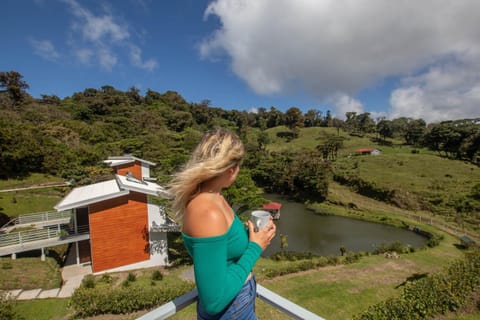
<box><xmin>6</xmin><ymin>263</ymin><xmax>92</xmax><ymax>300</ymax></box>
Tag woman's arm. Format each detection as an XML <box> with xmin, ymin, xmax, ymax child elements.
<box><xmin>188</xmin><ymin>235</ymin><xmax>262</xmax><ymax>315</ymax></box>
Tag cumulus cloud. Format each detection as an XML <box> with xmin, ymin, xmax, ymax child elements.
<box><xmin>129</xmin><ymin>45</ymin><xmax>158</xmax><ymax>71</ymax></box>
<box><xmin>328</xmin><ymin>94</ymin><xmax>364</xmax><ymax>120</ymax></box>
<box><xmin>60</xmin><ymin>0</ymin><xmax>157</xmax><ymax>71</ymax></box>
<box><xmin>390</xmin><ymin>53</ymin><xmax>480</xmax><ymax>122</ymax></box>
<box><xmin>30</xmin><ymin>39</ymin><xmax>60</xmax><ymax>61</ymax></box>
<box><xmin>201</xmin><ymin>0</ymin><xmax>480</xmax><ymax>122</ymax></box>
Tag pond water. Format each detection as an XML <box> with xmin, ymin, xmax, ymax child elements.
<box><xmin>261</xmin><ymin>194</ymin><xmax>428</xmax><ymax>257</ymax></box>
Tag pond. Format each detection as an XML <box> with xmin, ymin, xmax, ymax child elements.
<box><xmin>261</xmin><ymin>194</ymin><xmax>428</xmax><ymax>257</ymax></box>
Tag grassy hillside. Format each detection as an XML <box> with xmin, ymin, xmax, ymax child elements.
<box><xmin>265</xmin><ymin>126</ymin><xmax>480</xmax><ymax>235</ymax></box>
<box><xmin>0</xmin><ymin>174</ymin><xmax>66</xmax><ymax>219</ymax></box>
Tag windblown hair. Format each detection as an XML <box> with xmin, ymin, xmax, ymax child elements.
<box><xmin>167</xmin><ymin>129</ymin><xmax>244</xmax><ymax>221</ymax></box>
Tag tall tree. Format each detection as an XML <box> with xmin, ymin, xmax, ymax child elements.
<box><xmin>284</xmin><ymin>107</ymin><xmax>304</xmax><ymax>136</ymax></box>
<box><xmin>377</xmin><ymin>119</ymin><xmax>394</xmax><ymax>141</ymax></box>
<box><xmin>0</xmin><ymin>71</ymin><xmax>30</xmax><ymax>103</ymax></box>
<box><xmin>304</xmin><ymin>109</ymin><xmax>322</xmax><ymax>127</ymax></box>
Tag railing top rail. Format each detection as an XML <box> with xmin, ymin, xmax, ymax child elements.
<box><xmin>136</xmin><ymin>284</ymin><xmax>326</xmax><ymax>320</ymax></box>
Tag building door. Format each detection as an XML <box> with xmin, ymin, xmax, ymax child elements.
<box><xmin>75</xmin><ymin>207</ymin><xmax>91</xmax><ymax>263</ymax></box>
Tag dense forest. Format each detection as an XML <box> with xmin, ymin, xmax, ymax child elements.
<box><xmin>1</xmin><ymin>70</ymin><xmax>480</xmax><ymax>211</ymax></box>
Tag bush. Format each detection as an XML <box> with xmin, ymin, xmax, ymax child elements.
<box><xmin>344</xmin><ymin>252</ymin><xmax>360</xmax><ymax>264</ymax></box>
<box><xmin>151</xmin><ymin>270</ymin><xmax>163</xmax><ymax>281</ymax></box>
<box><xmin>70</xmin><ymin>281</ymin><xmax>194</xmax><ymax>317</ymax></box>
<box><xmin>82</xmin><ymin>274</ymin><xmax>95</xmax><ymax>289</ymax></box>
<box><xmin>100</xmin><ymin>273</ymin><xmax>113</xmax><ymax>284</ymax></box>
<box><xmin>0</xmin><ymin>292</ymin><xmax>22</xmax><ymax>320</ymax></box>
<box><xmin>373</xmin><ymin>241</ymin><xmax>406</xmax><ymax>254</ymax></box>
<box><xmin>354</xmin><ymin>249</ymin><xmax>480</xmax><ymax>319</ymax></box>
<box><xmin>126</xmin><ymin>272</ymin><xmax>136</xmax><ymax>282</ymax></box>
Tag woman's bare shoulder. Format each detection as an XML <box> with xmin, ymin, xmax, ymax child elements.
<box><xmin>183</xmin><ymin>194</ymin><xmax>228</xmax><ymax>237</ymax></box>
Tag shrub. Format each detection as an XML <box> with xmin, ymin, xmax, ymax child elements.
<box><xmin>100</xmin><ymin>273</ymin><xmax>113</xmax><ymax>284</ymax></box>
<box><xmin>70</xmin><ymin>281</ymin><xmax>194</xmax><ymax>317</ymax></box>
<box><xmin>126</xmin><ymin>272</ymin><xmax>136</xmax><ymax>282</ymax></box>
<box><xmin>82</xmin><ymin>274</ymin><xmax>95</xmax><ymax>289</ymax></box>
<box><xmin>373</xmin><ymin>241</ymin><xmax>406</xmax><ymax>254</ymax></box>
<box><xmin>426</xmin><ymin>235</ymin><xmax>442</xmax><ymax>248</ymax></box>
<box><xmin>0</xmin><ymin>292</ymin><xmax>22</xmax><ymax>320</ymax></box>
<box><xmin>345</xmin><ymin>252</ymin><xmax>360</xmax><ymax>264</ymax></box>
<box><xmin>151</xmin><ymin>270</ymin><xmax>163</xmax><ymax>281</ymax></box>
<box><xmin>354</xmin><ymin>249</ymin><xmax>480</xmax><ymax>319</ymax></box>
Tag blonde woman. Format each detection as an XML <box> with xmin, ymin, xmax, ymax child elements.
<box><xmin>168</xmin><ymin>128</ymin><xmax>276</xmax><ymax>319</ymax></box>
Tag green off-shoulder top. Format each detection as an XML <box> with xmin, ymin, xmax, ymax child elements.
<box><xmin>182</xmin><ymin>214</ymin><xmax>262</xmax><ymax>315</ymax></box>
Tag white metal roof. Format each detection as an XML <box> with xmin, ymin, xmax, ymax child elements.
<box><xmin>115</xmin><ymin>174</ymin><xmax>166</xmax><ymax>197</ymax></box>
<box><xmin>54</xmin><ymin>180</ymin><xmax>129</xmax><ymax>211</ymax></box>
<box><xmin>54</xmin><ymin>175</ymin><xmax>169</xmax><ymax>211</ymax></box>
<box><xmin>104</xmin><ymin>155</ymin><xmax>156</xmax><ymax>167</ymax></box>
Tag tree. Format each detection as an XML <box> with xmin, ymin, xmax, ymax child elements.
<box><xmin>317</xmin><ymin>135</ymin><xmax>345</xmax><ymax>160</ymax></box>
<box><xmin>0</xmin><ymin>70</ymin><xmax>30</xmax><ymax>103</ymax></box>
<box><xmin>304</xmin><ymin>109</ymin><xmax>322</xmax><ymax>127</ymax></box>
<box><xmin>356</xmin><ymin>112</ymin><xmax>376</xmax><ymax>134</ymax></box>
<box><xmin>460</xmin><ymin>130</ymin><xmax>480</xmax><ymax>163</ymax></box>
<box><xmin>377</xmin><ymin>119</ymin><xmax>394</xmax><ymax>141</ymax></box>
<box><xmin>284</xmin><ymin>107</ymin><xmax>304</xmax><ymax>136</ymax></box>
<box><xmin>324</xmin><ymin>110</ymin><xmax>332</xmax><ymax>127</ymax></box>
<box><xmin>404</xmin><ymin>119</ymin><xmax>426</xmax><ymax>145</ymax></box>
<box><xmin>266</xmin><ymin>106</ymin><xmax>283</xmax><ymax>128</ymax></box>
<box><xmin>331</xmin><ymin>117</ymin><xmax>344</xmax><ymax>135</ymax></box>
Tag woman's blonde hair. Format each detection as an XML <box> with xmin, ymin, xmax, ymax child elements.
<box><xmin>167</xmin><ymin>128</ymin><xmax>244</xmax><ymax>220</ymax></box>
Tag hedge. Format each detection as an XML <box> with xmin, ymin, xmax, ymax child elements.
<box><xmin>354</xmin><ymin>249</ymin><xmax>480</xmax><ymax>319</ymax></box>
<box><xmin>0</xmin><ymin>292</ymin><xmax>22</xmax><ymax>320</ymax></box>
<box><xmin>70</xmin><ymin>281</ymin><xmax>194</xmax><ymax>317</ymax></box>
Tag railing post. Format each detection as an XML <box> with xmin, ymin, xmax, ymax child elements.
<box><xmin>136</xmin><ymin>289</ymin><xmax>198</xmax><ymax>320</ymax></box>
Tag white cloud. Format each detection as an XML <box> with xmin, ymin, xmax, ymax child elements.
<box><xmin>75</xmin><ymin>48</ymin><xmax>94</xmax><ymax>64</ymax></box>
<box><xmin>390</xmin><ymin>53</ymin><xmax>480</xmax><ymax>122</ymax></box>
<box><xmin>30</xmin><ymin>39</ymin><xmax>60</xmax><ymax>61</ymax></box>
<box><xmin>201</xmin><ymin>0</ymin><xmax>480</xmax><ymax>122</ymax></box>
<box><xmin>329</xmin><ymin>93</ymin><xmax>364</xmax><ymax>120</ymax></box>
<box><xmin>60</xmin><ymin>0</ymin><xmax>157</xmax><ymax>71</ymax></box>
<box><xmin>129</xmin><ymin>45</ymin><xmax>158</xmax><ymax>71</ymax></box>
<box><xmin>97</xmin><ymin>48</ymin><xmax>117</xmax><ymax>71</ymax></box>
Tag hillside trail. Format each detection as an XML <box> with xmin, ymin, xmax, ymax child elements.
<box><xmin>0</xmin><ymin>181</ymin><xmax>70</xmax><ymax>193</ymax></box>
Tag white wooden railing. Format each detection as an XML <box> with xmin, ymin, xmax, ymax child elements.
<box><xmin>1</xmin><ymin>210</ymin><xmax>73</xmax><ymax>230</ymax></box>
<box><xmin>0</xmin><ymin>224</ymin><xmax>89</xmax><ymax>248</ymax></box>
<box><xmin>137</xmin><ymin>285</ymin><xmax>326</xmax><ymax>320</ymax></box>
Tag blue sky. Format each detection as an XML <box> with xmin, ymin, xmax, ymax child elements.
<box><xmin>3</xmin><ymin>0</ymin><xmax>480</xmax><ymax>123</ymax></box>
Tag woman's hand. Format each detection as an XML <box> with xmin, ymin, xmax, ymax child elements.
<box><xmin>247</xmin><ymin>219</ymin><xmax>276</xmax><ymax>251</ymax></box>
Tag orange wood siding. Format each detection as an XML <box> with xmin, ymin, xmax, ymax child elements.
<box><xmin>89</xmin><ymin>192</ymin><xmax>149</xmax><ymax>273</ymax></box>
<box><xmin>115</xmin><ymin>161</ymin><xmax>143</xmax><ymax>180</ymax></box>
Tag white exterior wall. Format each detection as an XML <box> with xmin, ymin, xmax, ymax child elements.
<box><xmin>141</xmin><ymin>163</ymin><xmax>150</xmax><ymax>179</ymax></box>
<box><xmin>147</xmin><ymin>203</ymin><xmax>169</xmax><ymax>266</ymax></box>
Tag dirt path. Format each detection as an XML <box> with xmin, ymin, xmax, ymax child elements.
<box><xmin>0</xmin><ymin>182</ymin><xmax>70</xmax><ymax>193</ymax></box>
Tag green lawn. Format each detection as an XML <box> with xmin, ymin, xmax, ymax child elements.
<box><xmin>15</xmin><ymin>298</ymin><xmax>72</xmax><ymax>320</ymax></box>
<box><xmin>0</xmin><ymin>256</ymin><xmax>63</xmax><ymax>290</ymax></box>
<box><xmin>0</xmin><ymin>188</ymin><xmax>65</xmax><ymax>218</ymax></box>
<box><xmin>168</xmin><ymin>232</ymin><xmax>466</xmax><ymax>320</ymax></box>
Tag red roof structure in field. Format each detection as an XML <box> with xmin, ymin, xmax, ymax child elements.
<box><xmin>261</xmin><ymin>202</ymin><xmax>282</xmax><ymax>210</ymax></box>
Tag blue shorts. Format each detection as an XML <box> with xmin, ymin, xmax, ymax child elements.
<box><xmin>197</xmin><ymin>275</ymin><xmax>257</xmax><ymax>320</ymax></box>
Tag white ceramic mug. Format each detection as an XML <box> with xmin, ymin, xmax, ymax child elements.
<box><xmin>251</xmin><ymin>210</ymin><xmax>271</xmax><ymax>232</ymax></box>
